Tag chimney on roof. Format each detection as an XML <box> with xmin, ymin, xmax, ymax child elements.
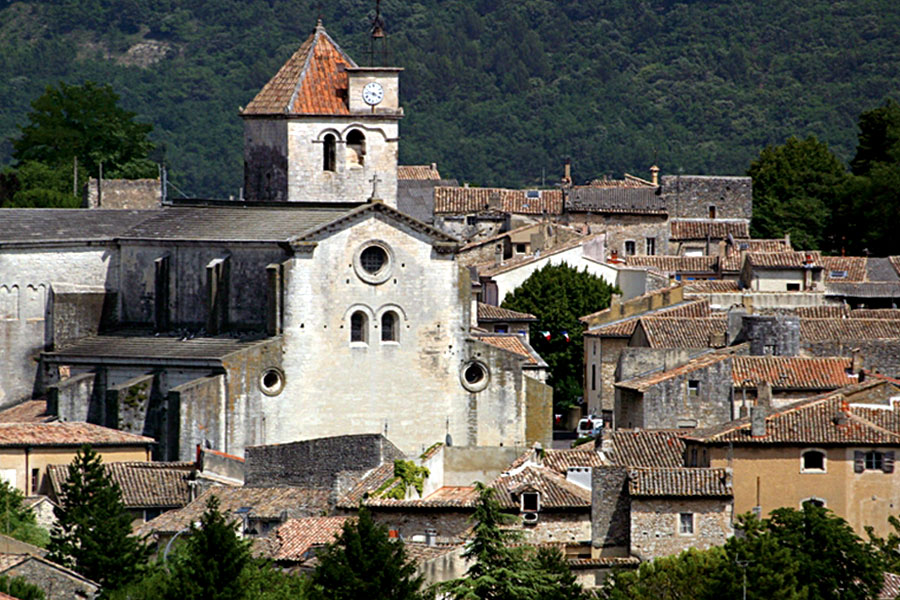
<box><xmin>650</xmin><ymin>165</ymin><xmax>660</xmax><ymax>186</ymax></box>
<box><xmin>562</xmin><ymin>158</ymin><xmax>573</xmax><ymax>187</ymax></box>
<box><xmin>750</xmin><ymin>405</ymin><xmax>767</xmax><ymax>437</ymax></box>
<box><xmin>784</xmin><ymin>232</ymin><xmax>791</xmax><ymax>249</ymax></box>
<box><xmin>851</xmin><ymin>348</ymin><xmax>864</xmax><ymax>375</ymax></box>
<box><xmin>758</xmin><ymin>381</ymin><xmax>772</xmax><ymax>408</ymax></box>
<box><xmin>532</xmin><ymin>442</ymin><xmax>544</xmax><ymax>466</ymax></box>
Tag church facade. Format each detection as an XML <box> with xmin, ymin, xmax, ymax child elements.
<box><xmin>0</xmin><ymin>23</ymin><xmax>551</xmax><ymax>459</ymax></box>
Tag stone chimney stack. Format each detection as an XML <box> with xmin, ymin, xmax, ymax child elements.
<box><xmin>757</xmin><ymin>381</ymin><xmax>773</xmax><ymax>408</ymax></box>
<box><xmin>851</xmin><ymin>348</ymin><xmax>864</xmax><ymax>375</ymax></box>
<box><xmin>650</xmin><ymin>165</ymin><xmax>660</xmax><ymax>186</ymax></box>
<box><xmin>750</xmin><ymin>405</ymin><xmax>767</xmax><ymax>437</ymax></box>
<box><xmin>562</xmin><ymin>159</ymin><xmax>573</xmax><ymax>186</ymax></box>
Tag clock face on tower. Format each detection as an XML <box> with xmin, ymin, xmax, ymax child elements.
<box><xmin>362</xmin><ymin>82</ymin><xmax>384</xmax><ymax>106</ymax></box>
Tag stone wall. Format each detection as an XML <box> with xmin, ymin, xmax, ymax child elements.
<box><xmin>591</xmin><ymin>466</ymin><xmax>630</xmax><ymax>555</ymax></box>
<box><xmin>4</xmin><ymin>556</ymin><xmax>99</xmax><ymax>599</ymax></box>
<box><xmin>738</xmin><ymin>314</ymin><xmax>800</xmax><ymax>356</ymax></box>
<box><xmin>659</xmin><ymin>175</ymin><xmax>752</xmax><ymax>220</ymax></box>
<box><xmin>441</xmin><ymin>446</ymin><xmax>524</xmax><ymax>487</ymax></box>
<box><xmin>243</xmin><ymin>119</ymin><xmax>289</xmax><ymax>202</ymax></box>
<box><xmin>244</xmin><ymin>434</ymin><xmax>404</xmax><ymax>488</ymax></box>
<box><xmin>564</xmin><ymin>213</ymin><xmax>668</xmax><ymax>258</ymax></box>
<box><xmin>525</xmin><ymin>376</ymin><xmax>553</xmax><ymax>447</ymax></box>
<box><xmin>803</xmin><ymin>340</ymin><xmax>900</xmax><ymax>378</ymax></box>
<box><xmin>629</xmin><ymin>497</ymin><xmax>733</xmax><ymax>560</ymax></box>
<box><xmin>367</xmin><ymin>509</ymin><xmax>473</xmax><ymax>542</ymax></box>
<box><xmin>84</xmin><ymin>178</ymin><xmax>161</xmax><ymax>209</ymax></box>
<box><xmin>169</xmin><ymin>375</ymin><xmax>225</xmax><ymax>462</ymax></box>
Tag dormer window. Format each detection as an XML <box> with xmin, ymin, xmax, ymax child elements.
<box><xmin>521</xmin><ymin>491</ymin><xmax>540</xmax><ymax>512</ymax></box>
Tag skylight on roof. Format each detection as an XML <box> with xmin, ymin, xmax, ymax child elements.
<box><xmin>830</xmin><ymin>270</ymin><xmax>848</xmax><ymax>279</ymax></box>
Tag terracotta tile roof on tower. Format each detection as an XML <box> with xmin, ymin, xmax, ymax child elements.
<box><xmin>434</xmin><ymin>187</ymin><xmax>563</xmax><ymax>215</ymax></box>
<box><xmin>0</xmin><ymin>422</ymin><xmax>153</xmax><ymax>447</ymax></box>
<box><xmin>800</xmin><ymin>318</ymin><xmax>900</xmax><ymax>342</ymax></box>
<box><xmin>473</xmin><ymin>333</ymin><xmax>544</xmax><ymax>366</ymax></box>
<box><xmin>687</xmin><ymin>389</ymin><xmax>900</xmax><ymax>445</ymax></box>
<box><xmin>47</xmin><ymin>462</ymin><xmax>193</xmax><ymax>509</ymax></box>
<box><xmin>490</xmin><ymin>466</ymin><xmax>591</xmax><ymax>509</ymax></box>
<box><xmin>669</xmin><ymin>220</ymin><xmax>749</xmax><ymax>240</ymax></box>
<box><xmin>242</xmin><ymin>23</ymin><xmax>356</xmax><ymax>115</ymax></box>
<box><xmin>477</xmin><ymin>303</ymin><xmax>536</xmax><ymax>322</ymax></box>
<box><xmin>822</xmin><ymin>256</ymin><xmax>868</xmax><ymax>282</ymax></box>
<box><xmin>398</xmin><ymin>165</ymin><xmax>441</xmax><ymax>180</ymax></box>
<box><xmin>732</xmin><ymin>356</ymin><xmax>856</xmax><ymax>390</ymax></box>
<box><xmin>270</xmin><ymin>516</ymin><xmax>351</xmax><ymax>561</ymax></box>
<box><xmin>637</xmin><ymin>316</ymin><xmax>728</xmax><ymax>348</ymax></box>
<box><xmin>605</xmin><ymin>430</ymin><xmax>688</xmax><ymax>468</ymax></box>
<box><xmin>628</xmin><ymin>467</ymin><xmax>732</xmax><ymax>497</ymax></box>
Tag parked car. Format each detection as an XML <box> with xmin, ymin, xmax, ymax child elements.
<box><xmin>575</xmin><ymin>416</ymin><xmax>602</xmax><ymax>438</ymax></box>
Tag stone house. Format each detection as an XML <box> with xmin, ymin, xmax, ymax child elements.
<box><xmin>667</xmin><ymin>219</ymin><xmax>749</xmax><ymax>256</ymax></box>
<box><xmin>683</xmin><ymin>381</ymin><xmax>900</xmax><ymax>537</ymax></box>
<box><xmin>475</xmin><ymin>303</ymin><xmax>536</xmax><ymax>340</ymax></box>
<box><xmin>396</xmin><ymin>163</ymin><xmax>457</xmax><ymax>224</ymax></box>
<box><xmin>456</xmin><ymin>222</ymin><xmax>584</xmax><ymax>268</ymax></box>
<box><xmin>0</xmin><ymin>553</ymin><xmax>99</xmax><ymax>600</ymax></box>
<box><xmin>0</xmin><ymin>422</ymin><xmax>153</xmax><ymax>496</ymax></box>
<box><xmin>432</xmin><ymin>187</ymin><xmax>564</xmax><ymax>242</ymax></box>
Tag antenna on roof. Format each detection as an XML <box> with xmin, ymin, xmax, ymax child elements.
<box><xmin>369</xmin><ymin>0</ymin><xmax>389</xmax><ymax>66</ymax></box>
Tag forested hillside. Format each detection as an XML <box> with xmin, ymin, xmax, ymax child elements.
<box><xmin>1</xmin><ymin>0</ymin><xmax>899</xmax><ymax>197</ymax></box>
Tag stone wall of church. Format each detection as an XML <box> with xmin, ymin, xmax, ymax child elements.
<box><xmin>286</xmin><ymin>117</ymin><xmax>398</xmax><ymax>207</ymax></box>
<box><xmin>243</xmin><ymin>119</ymin><xmax>289</xmax><ymax>202</ymax></box>
<box><xmin>0</xmin><ymin>247</ymin><xmax>116</xmax><ymax>407</ymax></box>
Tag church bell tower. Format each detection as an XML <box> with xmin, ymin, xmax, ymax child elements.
<box><xmin>240</xmin><ymin>18</ymin><xmax>403</xmax><ymax>207</ymax></box>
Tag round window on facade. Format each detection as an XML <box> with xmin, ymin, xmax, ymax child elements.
<box><xmin>353</xmin><ymin>241</ymin><xmax>394</xmax><ymax>284</ymax></box>
<box><xmin>259</xmin><ymin>367</ymin><xmax>285</xmax><ymax>396</ymax></box>
<box><xmin>460</xmin><ymin>361</ymin><xmax>490</xmax><ymax>392</ymax></box>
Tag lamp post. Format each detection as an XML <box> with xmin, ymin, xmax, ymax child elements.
<box><xmin>735</xmin><ymin>556</ymin><xmax>751</xmax><ymax>600</ymax></box>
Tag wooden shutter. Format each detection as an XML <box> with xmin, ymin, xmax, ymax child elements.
<box><xmin>854</xmin><ymin>451</ymin><xmax>865</xmax><ymax>473</ymax></box>
<box><xmin>883</xmin><ymin>451</ymin><xmax>895</xmax><ymax>474</ymax></box>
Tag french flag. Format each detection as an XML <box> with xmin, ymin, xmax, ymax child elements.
<box><xmin>541</xmin><ymin>331</ymin><xmax>551</xmax><ymax>341</ymax></box>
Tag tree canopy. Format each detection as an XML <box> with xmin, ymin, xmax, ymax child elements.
<box><xmin>502</xmin><ymin>263</ymin><xmax>617</xmax><ymax>411</ymax></box>
<box><xmin>0</xmin><ymin>481</ymin><xmax>49</xmax><ymax>548</ymax></box>
<box><xmin>47</xmin><ymin>445</ymin><xmax>150</xmax><ymax>591</ymax></box>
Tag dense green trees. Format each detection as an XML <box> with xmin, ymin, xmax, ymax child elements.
<box><xmin>0</xmin><ymin>575</ymin><xmax>45</xmax><ymax>600</ymax></box>
<box><xmin>600</xmin><ymin>503</ymin><xmax>883</xmax><ymax>600</ymax></box>
<box><xmin>1</xmin><ymin>1</ymin><xmax>900</xmax><ymax>197</ymax></box>
<box><xmin>502</xmin><ymin>263</ymin><xmax>617</xmax><ymax>411</ymax></box>
<box><xmin>308</xmin><ymin>507</ymin><xmax>428</xmax><ymax>600</ymax></box>
<box><xmin>0</xmin><ymin>481</ymin><xmax>49</xmax><ymax>548</ymax></box>
<box><xmin>47</xmin><ymin>446</ymin><xmax>150</xmax><ymax>592</ymax></box>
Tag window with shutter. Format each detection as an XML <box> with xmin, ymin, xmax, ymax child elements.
<box><xmin>854</xmin><ymin>451</ymin><xmax>865</xmax><ymax>473</ymax></box>
<box><xmin>884</xmin><ymin>451</ymin><xmax>895</xmax><ymax>474</ymax></box>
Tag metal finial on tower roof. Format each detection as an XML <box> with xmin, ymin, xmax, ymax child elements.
<box><xmin>316</xmin><ymin>18</ymin><xmax>324</xmax><ymax>31</ymax></box>
<box><xmin>368</xmin><ymin>0</ymin><xmax>389</xmax><ymax>66</ymax></box>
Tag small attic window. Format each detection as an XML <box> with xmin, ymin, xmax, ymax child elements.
<box><xmin>521</xmin><ymin>491</ymin><xmax>540</xmax><ymax>512</ymax></box>
<box><xmin>830</xmin><ymin>270</ymin><xmax>848</xmax><ymax>279</ymax></box>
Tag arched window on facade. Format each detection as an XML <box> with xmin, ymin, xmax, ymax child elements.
<box><xmin>323</xmin><ymin>133</ymin><xmax>336</xmax><ymax>171</ymax></box>
<box><xmin>346</xmin><ymin>129</ymin><xmax>366</xmax><ymax>166</ymax></box>
<box><xmin>350</xmin><ymin>311</ymin><xmax>368</xmax><ymax>343</ymax></box>
<box><xmin>381</xmin><ymin>311</ymin><xmax>398</xmax><ymax>342</ymax></box>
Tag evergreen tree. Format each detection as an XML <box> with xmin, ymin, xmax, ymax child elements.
<box><xmin>502</xmin><ymin>263</ymin><xmax>617</xmax><ymax>411</ymax></box>
<box><xmin>308</xmin><ymin>506</ymin><xmax>427</xmax><ymax>600</ymax></box>
<box><xmin>164</xmin><ymin>496</ymin><xmax>251</xmax><ymax>600</ymax></box>
<box><xmin>441</xmin><ymin>482</ymin><xmax>588</xmax><ymax>600</ymax></box>
<box><xmin>0</xmin><ymin>480</ymin><xmax>49</xmax><ymax>547</ymax></box>
<box><xmin>46</xmin><ymin>445</ymin><xmax>150</xmax><ymax>591</ymax></box>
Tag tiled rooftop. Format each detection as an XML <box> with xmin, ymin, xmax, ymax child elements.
<box><xmin>625</xmin><ymin>255</ymin><xmax>717</xmax><ymax>273</ymax></box>
<box><xmin>0</xmin><ymin>400</ymin><xmax>54</xmax><ymax>424</ymax></box>
<box><xmin>822</xmin><ymin>256</ymin><xmax>868</xmax><ymax>282</ymax></box>
<box><xmin>585</xmin><ymin>301</ymin><xmax>713</xmax><ymax>339</ymax></box>
<box><xmin>800</xmin><ymin>318</ymin><xmax>900</xmax><ymax>342</ymax></box>
<box><xmin>45</xmin><ymin>335</ymin><xmax>269</xmax><ymax>363</ymax></box>
<box><xmin>0</xmin><ymin>422</ymin><xmax>153</xmax><ymax>447</ymax></box>
<box><xmin>669</xmin><ymin>220</ymin><xmax>749</xmax><ymax>240</ymax></box>
<box><xmin>732</xmin><ymin>356</ymin><xmax>856</xmax><ymax>390</ymax></box>
<box><xmin>0</xmin><ymin>209</ymin><xmax>152</xmax><ymax>245</ymax></box>
<box><xmin>605</xmin><ymin>430</ymin><xmax>688</xmax><ymax>468</ymax></box>
<box><xmin>688</xmin><ymin>389</ymin><xmax>900</xmax><ymax>445</ymax></box>
<box><xmin>745</xmin><ymin>251</ymin><xmax>822</xmax><ymax>269</ymax></box>
<box><xmin>269</xmin><ymin>516</ymin><xmax>350</xmax><ymax>562</ymax></box>
<box><xmin>434</xmin><ymin>187</ymin><xmax>563</xmax><ymax>215</ymax></box>
<box><xmin>47</xmin><ymin>462</ymin><xmax>193</xmax><ymax>509</ymax></box>
<box><xmin>567</xmin><ymin>186</ymin><xmax>665</xmax><ymax>214</ymax></box>
<box><xmin>628</xmin><ymin>467</ymin><xmax>732</xmax><ymax>497</ymax></box>
<box><xmin>637</xmin><ymin>316</ymin><xmax>727</xmax><ymax>348</ymax></box>
<box><xmin>242</xmin><ymin>22</ymin><xmax>355</xmax><ymax>116</ymax></box>
<box><xmin>490</xmin><ymin>466</ymin><xmax>591</xmax><ymax>510</ymax></box>
<box><xmin>362</xmin><ymin>486</ymin><xmax>478</xmax><ymax>508</ymax></box>
<box><xmin>336</xmin><ymin>462</ymin><xmax>394</xmax><ymax>507</ymax></box>
<box><xmin>473</xmin><ymin>333</ymin><xmax>544</xmax><ymax>366</ymax></box>
<box><xmin>139</xmin><ymin>486</ymin><xmax>331</xmax><ymax>535</ymax></box>
<box><xmin>398</xmin><ymin>165</ymin><xmax>441</xmax><ymax>181</ymax></box>
<box><xmin>683</xmin><ymin>280</ymin><xmax>741</xmax><ymax>293</ymax></box>
<box><xmin>616</xmin><ymin>351</ymin><xmax>733</xmax><ymax>392</ymax></box>
<box><xmin>476</xmin><ymin>303</ymin><xmax>536</xmax><ymax>322</ymax></box>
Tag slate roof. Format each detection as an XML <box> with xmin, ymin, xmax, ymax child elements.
<box><xmin>800</xmin><ymin>318</ymin><xmax>900</xmax><ymax>342</ymax></box>
<box><xmin>567</xmin><ymin>186</ymin><xmax>665</xmax><ymax>213</ymax></box>
<box><xmin>398</xmin><ymin>165</ymin><xmax>441</xmax><ymax>180</ymax></box>
<box><xmin>473</xmin><ymin>333</ymin><xmax>545</xmax><ymax>366</ymax></box>
<box><xmin>687</xmin><ymin>390</ymin><xmax>900</xmax><ymax>445</ymax></box>
<box><xmin>269</xmin><ymin>516</ymin><xmax>350</xmax><ymax>561</ymax></box>
<box><xmin>138</xmin><ymin>486</ymin><xmax>331</xmax><ymax>535</ymax></box>
<box><xmin>627</xmin><ymin>467</ymin><xmax>732</xmax><ymax>497</ymax></box>
<box><xmin>120</xmin><ymin>205</ymin><xmax>352</xmax><ymax>242</ymax></box>
<box><xmin>669</xmin><ymin>220</ymin><xmax>749</xmax><ymax>240</ymax></box>
<box><xmin>434</xmin><ymin>187</ymin><xmax>563</xmax><ymax>215</ymax></box>
<box><xmin>44</xmin><ymin>335</ymin><xmax>270</xmax><ymax>364</ymax></box>
<box><xmin>47</xmin><ymin>462</ymin><xmax>193</xmax><ymax>509</ymax></box>
<box><xmin>616</xmin><ymin>351</ymin><xmax>733</xmax><ymax>392</ymax></box>
<box><xmin>0</xmin><ymin>209</ymin><xmax>151</xmax><ymax>245</ymax></box>
<box><xmin>242</xmin><ymin>22</ymin><xmax>356</xmax><ymax>116</ymax></box>
<box><xmin>477</xmin><ymin>303</ymin><xmax>536</xmax><ymax>322</ymax></box>
<box><xmin>625</xmin><ymin>255</ymin><xmax>718</xmax><ymax>273</ymax></box>
<box><xmin>745</xmin><ymin>251</ymin><xmax>822</xmax><ymax>269</ymax></box>
<box><xmin>605</xmin><ymin>430</ymin><xmax>687</xmax><ymax>468</ymax></box>
<box><xmin>0</xmin><ymin>422</ymin><xmax>153</xmax><ymax>447</ymax></box>
<box><xmin>0</xmin><ymin>400</ymin><xmax>54</xmax><ymax>423</ymax></box>
<box><xmin>636</xmin><ymin>316</ymin><xmax>727</xmax><ymax>348</ymax></box>
<box><xmin>732</xmin><ymin>356</ymin><xmax>856</xmax><ymax>390</ymax></box>
<box><xmin>490</xmin><ymin>466</ymin><xmax>591</xmax><ymax>510</ymax></box>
